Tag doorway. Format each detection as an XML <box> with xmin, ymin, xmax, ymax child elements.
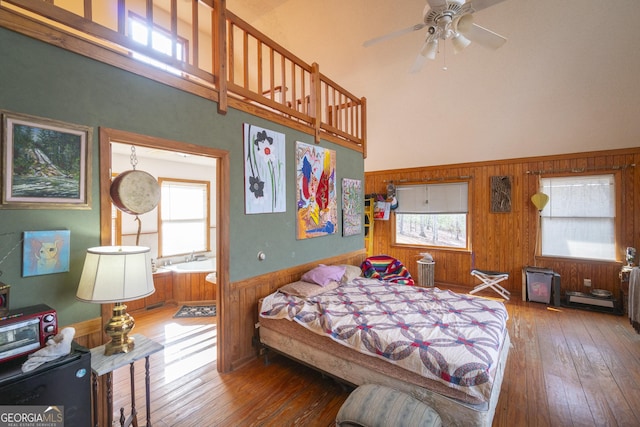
<box><xmin>99</xmin><ymin>127</ymin><xmax>230</xmax><ymax>372</ymax></box>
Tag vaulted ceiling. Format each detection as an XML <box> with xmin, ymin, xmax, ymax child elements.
<box><xmin>227</xmin><ymin>0</ymin><xmax>640</xmax><ymax>171</ymax></box>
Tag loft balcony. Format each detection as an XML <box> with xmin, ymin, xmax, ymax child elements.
<box><xmin>0</xmin><ymin>0</ymin><xmax>366</xmax><ymax>153</ymax></box>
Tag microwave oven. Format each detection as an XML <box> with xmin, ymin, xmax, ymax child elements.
<box><xmin>0</xmin><ymin>304</ymin><xmax>57</xmax><ymax>363</ymax></box>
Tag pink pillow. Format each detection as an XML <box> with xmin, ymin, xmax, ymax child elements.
<box><xmin>301</xmin><ymin>264</ymin><xmax>347</xmax><ymax>287</ymax></box>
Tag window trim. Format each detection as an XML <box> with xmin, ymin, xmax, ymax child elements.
<box><xmin>392</xmin><ymin>179</ymin><xmax>471</xmax><ymax>251</ymax></box>
<box><xmin>158</xmin><ymin>177</ymin><xmax>211</xmax><ymax>258</ymax></box>
<box><xmin>536</xmin><ymin>171</ymin><xmax>622</xmax><ymax>262</ymax></box>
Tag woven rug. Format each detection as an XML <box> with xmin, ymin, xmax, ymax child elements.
<box><xmin>174</xmin><ymin>304</ymin><xmax>216</xmax><ymax>318</ymax></box>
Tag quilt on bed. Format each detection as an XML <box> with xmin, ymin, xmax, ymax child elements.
<box><xmin>260</xmin><ymin>277</ymin><xmax>509</xmax><ymax>402</ymax></box>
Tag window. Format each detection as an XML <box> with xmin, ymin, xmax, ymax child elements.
<box><xmin>540</xmin><ymin>174</ymin><xmax>616</xmax><ymax>260</ymax></box>
<box><xmin>129</xmin><ymin>13</ymin><xmax>188</xmax><ymax>62</ymax></box>
<box><xmin>394</xmin><ymin>181</ymin><xmax>469</xmax><ymax>249</ymax></box>
<box><xmin>159</xmin><ymin>178</ymin><xmax>210</xmax><ymax>257</ymax></box>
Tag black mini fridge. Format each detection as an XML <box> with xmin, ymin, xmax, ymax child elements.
<box><xmin>0</xmin><ymin>342</ymin><xmax>92</xmax><ymax>426</ymax></box>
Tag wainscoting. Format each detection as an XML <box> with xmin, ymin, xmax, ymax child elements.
<box><xmin>365</xmin><ymin>147</ymin><xmax>640</xmax><ymax>300</ymax></box>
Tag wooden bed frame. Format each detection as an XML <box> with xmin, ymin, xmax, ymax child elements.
<box><xmin>258</xmin><ymin>305</ymin><xmax>510</xmax><ymax>427</ymax></box>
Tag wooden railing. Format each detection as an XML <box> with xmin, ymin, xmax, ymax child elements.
<box><xmin>0</xmin><ymin>0</ymin><xmax>366</xmax><ymax>152</ymax></box>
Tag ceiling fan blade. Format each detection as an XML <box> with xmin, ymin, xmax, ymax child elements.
<box><xmin>470</xmin><ymin>0</ymin><xmax>508</xmax><ymax>12</ymax></box>
<box><xmin>409</xmin><ymin>40</ymin><xmax>438</xmax><ymax>73</ymax></box>
<box><xmin>409</xmin><ymin>53</ymin><xmax>428</xmax><ymax>74</ymax></box>
<box><xmin>363</xmin><ymin>23</ymin><xmax>426</xmax><ymax>48</ymax></box>
<box><xmin>463</xmin><ymin>23</ymin><xmax>507</xmax><ymax>49</ymax></box>
<box><xmin>457</xmin><ymin>15</ymin><xmax>506</xmax><ymax>50</ymax></box>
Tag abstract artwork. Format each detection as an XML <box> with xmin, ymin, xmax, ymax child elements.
<box><xmin>295</xmin><ymin>141</ymin><xmax>337</xmax><ymax>239</ymax></box>
<box><xmin>342</xmin><ymin>178</ymin><xmax>362</xmax><ymax>236</ymax></box>
<box><xmin>22</xmin><ymin>230</ymin><xmax>71</xmax><ymax>277</ymax></box>
<box><xmin>243</xmin><ymin>123</ymin><xmax>286</xmax><ymax>214</ymax></box>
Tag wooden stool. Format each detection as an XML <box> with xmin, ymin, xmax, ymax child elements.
<box><xmin>470</xmin><ymin>269</ymin><xmax>510</xmax><ymax>300</ymax></box>
<box><xmin>336</xmin><ymin>384</ymin><xmax>442</xmax><ymax>427</ymax></box>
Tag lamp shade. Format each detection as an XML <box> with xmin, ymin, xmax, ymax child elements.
<box><xmin>531</xmin><ymin>192</ymin><xmax>550</xmax><ymax>211</ymax></box>
<box><xmin>451</xmin><ymin>33</ymin><xmax>471</xmax><ymax>54</ymax></box>
<box><xmin>76</xmin><ymin>246</ymin><xmax>155</xmax><ymax>303</ymax></box>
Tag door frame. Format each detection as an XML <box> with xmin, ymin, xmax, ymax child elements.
<box><xmin>98</xmin><ymin>127</ymin><xmax>230</xmax><ymax>372</ymax></box>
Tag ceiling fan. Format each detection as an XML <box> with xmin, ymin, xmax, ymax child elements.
<box><xmin>363</xmin><ymin>0</ymin><xmax>508</xmax><ymax>72</ymax></box>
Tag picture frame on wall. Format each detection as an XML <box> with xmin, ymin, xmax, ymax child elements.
<box><xmin>243</xmin><ymin>123</ymin><xmax>286</xmax><ymax>214</ymax></box>
<box><xmin>342</xmin><ymin>178</ymin><xmax>362</xmax><ymax>236</ymax></box>
<box><xmin>1</xmin><ymin>111</ymin><xmax>92</xmax><ymax>209</ymax></box>
<box><xmin>295</xmin><ymin>141</ymin><xmax>337</xmax><ymax>239</ymax></box>
<box><xmin>490</xmin><ymin>175</ymin><xmax>512</xmax><ymax>213</ymax></box>
<box><xmin>22</xmin><ymin>230</ymin><xmax>71</xmax><ymax>277</ymax></box>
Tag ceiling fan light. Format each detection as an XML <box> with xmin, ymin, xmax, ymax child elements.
<box><xmin>452</xmin><ymin>33</ymin><xmax>471</xmax><ymax>53</ymax></box>
<box><xmin>421</xmin><ymin>39</ymin><xmax>439</xmax><ymax>60</ymax></box>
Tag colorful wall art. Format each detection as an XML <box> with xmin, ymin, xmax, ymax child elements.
<box><xmin>295</xmin><ymin>141</ymin><xmax>337</xmax><ymax>239</ymax></box>
<box><xmin>22</xmin><ymin>230</ymin><xmax>71</xmax><ymax>277</ymax></box>
<box><xmin>342</xmin><ymin>178</ymin><xmax>362</xmax><ymax>236</ymax></box>
<box><xmin>243</xmin><ymin>123</ymin><xmax>286</xmax><ymax>214</ymax></box>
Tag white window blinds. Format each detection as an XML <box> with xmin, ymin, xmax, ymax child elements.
<box><xmin>396</xmin><ymin>182</ymin><xmax>468</xmax><ymax>214</ymax></box>
<box><xmin>540</xmin><ymin>175</ymin><xmax>615</xmax><ymax>260</ymax></box>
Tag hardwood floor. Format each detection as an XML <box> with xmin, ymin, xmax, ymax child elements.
<box><xmin>112</xmin><ymin>294</ymin><xmax>640</xmax><ymax>427</ymax></box>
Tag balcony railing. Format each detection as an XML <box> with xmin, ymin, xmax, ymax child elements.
<box><xmin>0</xmin><ymin>0</ymin><xmax>366</xmax><ymax>152</ymax></box>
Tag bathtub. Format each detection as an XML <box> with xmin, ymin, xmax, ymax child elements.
<box><xmin>165</xmin><ymin>257</ymin><xmax>216</xmax><ymax>273</ymax></box>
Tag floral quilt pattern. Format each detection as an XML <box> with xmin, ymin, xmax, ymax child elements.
<box><xmin>260</xmin><ymin>277</ymin><xmax>509</xmax><ymax>401</ymax></box>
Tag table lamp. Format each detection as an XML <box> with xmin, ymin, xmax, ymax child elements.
<box><xmin>76</xmin><ymin>246</ymin><xmax>155</xmax><ymax>355</ymax></box>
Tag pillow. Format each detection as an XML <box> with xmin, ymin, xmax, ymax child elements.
<box><xmin>339</xmin><ymin>264</ymin><xmax>362</xmax><ymax>283</ymax></box>
<box><xmin>278</xmin><ymin>280</ymin><xmax>340</xmax><ymax>298</ymax></box>
<box><xmin>301</xmin><ymin>264</ymin><xmax>346</xmax><ymax>286</ymax></box>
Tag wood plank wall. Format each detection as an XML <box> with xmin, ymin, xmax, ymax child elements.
<box><xmin>226</xmin><ymin>249</ymin><xmax>366</xmax><ymax>370</ymax></box>
<box><xmin>365</xmin><ymin>148</ymin><xmax>640</xmax><ymax>299</ymax></box>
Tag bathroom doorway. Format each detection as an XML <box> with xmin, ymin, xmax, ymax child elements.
<box><xmin>99</xmin><ymin>127</ymin><xmax>229</xmax><ymax>372</ymax></box>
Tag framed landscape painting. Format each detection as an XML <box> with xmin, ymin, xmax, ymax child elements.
<box><xmin>1</xmin><ymin>111</ymin><xmax>92</xmax><ymax>209</ymax></box>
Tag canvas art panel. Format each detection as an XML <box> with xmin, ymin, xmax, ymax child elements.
<box><xmin>342</xmin><ymin>178</ymin><xmax>362</xmax><ymax>236</ymax></box>
<box><xmin>295</xmin><ymin>141</ymin><xmax>337</xmax><ymax>239</ymax></box>
<box><xmin>243</xmin><ymin>123</ymin><xmax>286</xmax><ymax>214</ymax></box>
<box><xmin>1</xmin><ymin>111</ymin><xmax>92</xmax><ymax>209</ymax></box>
<box><xmin>491</xmin><ymin>175</ymin><xmax>512</xmax><ymax>213</ymax></box>
<box><xmin>22</xmin><ymin>230</ymin><xmax>71</xmax><ymax>277</ymax></box>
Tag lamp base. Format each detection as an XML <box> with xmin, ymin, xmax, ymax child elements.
<box><xmin>104</xmin><ymin>302</ymin><xmax>136</xmax><ymax>356</ymax></box>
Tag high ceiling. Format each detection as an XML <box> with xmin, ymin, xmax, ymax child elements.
<box><xmin>226</xmin><ymin>0</ymin><xmax>640</xmax><ymax>171</ymax></box>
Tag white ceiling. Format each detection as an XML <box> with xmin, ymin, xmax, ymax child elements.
<box><xmin>226</xmin><ymin>0</ymin><xmax>640</xmax><ymax>171</ymax></box>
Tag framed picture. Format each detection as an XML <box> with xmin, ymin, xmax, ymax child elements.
<box><xmin>1</xmin><ymin>111</ymin><xmax>92</xmax><ymax>209</ymax></box>
<box><xmin>491</xmin><ymin>175</ymin><xmax>512</xmax><ymax>213</ymax></box>
<box><xmin>243</xmin><ymin>123</ymin><xmax>286</xmax><ymax>214</ymax></box>
<box><xmin>342</xmin><ymin>178</ymin><xmax>362</xmax><ymax>236</ymax></box>
<box><xmin>295</xmin><ymin>141</ymin><xmax>337</xmax><ymax>239</ymax></box>
<box><xmin>22</xmin><ymin>230</ymin><xmax>71</xmax><ymax>277</ymax></box>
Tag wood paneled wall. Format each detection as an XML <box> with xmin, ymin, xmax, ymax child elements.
<box><xmin>365</xmin><ymin>148</ymin><xmax>640</xmax><ymax>298</ymax></box>
<box><xmin>65</xmin><ymin>317</ymin><xmax>103</xmax><ymax>350</ymax></box>
<box><xmin>226</xmin><ymin>249</ymin><xmax>366</xmax><ymax>370</ymax></box>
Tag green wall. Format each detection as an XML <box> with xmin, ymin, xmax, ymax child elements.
<box><xmin>0</xmin><ymin>27</ymin><xmax>364</xmax><ymax>325</ymax></box>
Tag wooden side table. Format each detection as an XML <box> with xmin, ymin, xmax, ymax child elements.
<box><xmin>90</xmin><ymin>334</ymin><xmax>164</xmax><ymax>427</ymax></box>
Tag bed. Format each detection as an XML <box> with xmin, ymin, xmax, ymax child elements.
<box><xmin>258</xmin><ymin>266</ymin><xmax>510</xmax><ymax>426</ymax></box>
